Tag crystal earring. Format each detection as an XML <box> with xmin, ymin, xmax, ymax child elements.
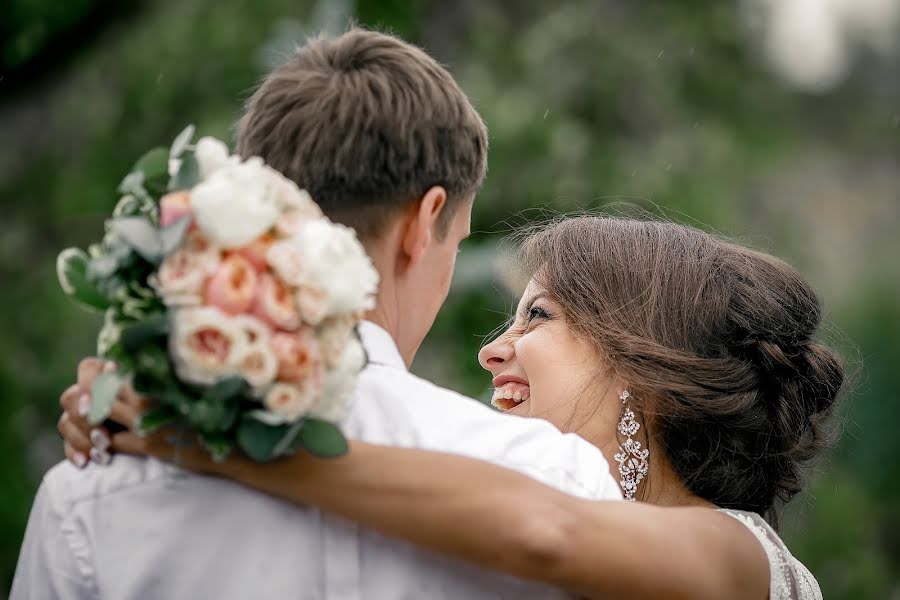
<box><xmin>613</xmin><ymin>390</ymin><xmax>649</xmax><ymax>501</ymax></box>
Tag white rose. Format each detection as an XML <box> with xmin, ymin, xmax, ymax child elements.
<box><xmin>236</xmin><ymin>344</ymin><xmax>278</xmax><ymax>391</ymax></box>
<box><xmin>275</xmin><ymin>208</ymin><xmax>318</xmax><ymax>238</ymax></box>
<box><xmin>190</xmin><ymin>159</ymin><xmax>281</xmax><ymax>248</ymax></box>
<box><xmin>260</xmin><ymin>381</ymin><xmax>318</xmax><ymax>424</ymax></box>
<box><xmin>170</xmin><ymin>307</ymin><xmax>248</xmax><ymax>386</ymax></box>
<box><xmin>266</xmin><ymin>238</ymin><xmax>307</xmax><ymax>287</ymax></box>
<box><xmin>290</xmin><ymin>220</ymin><xmax>379</xmax><ymax>317</ymax></box>
<box><xmin>310</xmin><ymin>337</ymin><xmax>365</xmax><ymax>422</ymax></box>
<box><xmin>270</xmin><ymin>170</ymin><xmax>323</xmax><ymax>216</ymax></box>
<box><xmin>296</xmin><ymin>286</ymin><xmax>328</xmax><ymax>326</ymax></box>
<box><xmin>150</xmin><ymin>243</ymin><xmax>220</xmax><ymax>306</ymax></box>
<box><xmin>317</xmin><ymin>314</ymin><xmax>357</xmax><ymax>368</ymax></box>
<box><xmin>194</xmin><ymin>136</ymin><xmax>233</xmax><ymax>180</ymax></box>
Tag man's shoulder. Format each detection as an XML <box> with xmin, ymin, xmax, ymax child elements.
<box><xmin>39</xmin><ymin>455</ymin><xmax>176</xmax><ymax>510</ymax></box>
<box><xmin>352</xmin><ymin>364</ymin><xmax>622</xmax><ymax>501</ymax></box>
<box><xmin>352</xmin><ymin>363</ymin><xmax>528</xmax><ymax>439</ymax></box>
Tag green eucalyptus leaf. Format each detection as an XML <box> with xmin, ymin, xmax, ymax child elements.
<box><xmin>169</xmin><ymin>150</ymin><xmax>200</xmax><ymax>191</ymax></box>
<box><xmin>113</xmin><ymin>193</ymin><xmax>158</xmax><ymax>222</ymax></box>
<box><xmin>112</xmin><ymin>195</ymin><xmax>141</xmax><ymax>219</ymax></box>
<box><xmin>120</xmin><ymin>315</ymin><xmax>169</xmax><ymax>354</ymax></box>
<box><xmin>88</xmin><ymin>255</ymin><xmax>120</xmax><ymax>279</ymax></box>
<box><xmin>132</xmin><ymin>344</ymin><xmax>172</xmax><ymax>383</ymax></box>
<box><xmin>298</xmin><ymin>418</ymin><xmax>348</xmax><ymax>458</ymax></box>
<box><xmin>97</xmin><ymin>309</ymin><xmax>123</xmax><ymax>357</ymax></box>
<box><xmin>56</xmin><ymin>248</ymin><xmax>111</xmax><ymax>311</ymax></box>
<box><xmin>135</xmin><ymin>404</ymin><xmax>178</xmax><ymax>436</ymax></box>
<box><xmin>160</xmin><ymin>215</ymin><xmax>191</xmax><ymax>256</ymax></box>
<box><xmin>131</xmin><ymin>371</ymin><xmax>193</xmax><ymax>412</ymax></box>
<box><xmin>184</xmin><ymin>398</ymin><xmax>239</xmax><ymax>434</ymax></box>
<box><xmin>133</xmin><ymin>147</ymin><xmax>169</xmax><ymax>188</ymax></box>
<box><xmin>88</xmin><ymin>372</ymin><xmax>124</xmax><ymax>426</ymax></box>
<box><xmin>201</xmin><ymin>376</ymin><xmax>250</xmax><ymax>405</ymax></box>
<box><xmin>198</xmin><ymin>431</ymin><xmax>234</xmax><ymax>463</ymax></box>
<box><xmin>237</xmin><ymin>416</ymin><xmax>299</xmax><ymax>463</ymax></box>
<box><xmin>169</xmin><ymin>124</ymin><xmax>196</xmax><ymax>159</ymax></box>
<box><xmin>118</xmin><ymin>171</ymin><xmax>146</xmax><ymax>197</ymax></box>
<box><xmin>108</xmin><ymin>217</ymin><xmax>163</xmax><ymax>264</ymax></box>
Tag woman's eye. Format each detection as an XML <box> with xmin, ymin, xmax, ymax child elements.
<box><xmin>527</xmin><ymin>306</ymin><xmax>550</xmax><ymax>322</ymax></box>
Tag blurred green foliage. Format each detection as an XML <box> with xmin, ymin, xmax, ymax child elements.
<box><xmin>2</xmin><ymin>0</ymin><xmax>898</xmax><ymax>597</ymax></box>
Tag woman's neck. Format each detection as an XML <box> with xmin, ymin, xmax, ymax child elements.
<box><xmin>579</xmin><ymin>423</ymin><xmax>715</xmax><ymax>509</ymax></box>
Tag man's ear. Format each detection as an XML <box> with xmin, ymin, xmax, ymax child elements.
<box><xmin>401</xmin><ymin>186</ymin><xmax>447</xmax><ymax>266</ymax></box>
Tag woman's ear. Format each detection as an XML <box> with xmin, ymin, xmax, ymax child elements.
<box><xmin>401</xmin><ymin>186</ymin><xmax>447</xmax><ymax>266</ymax></box>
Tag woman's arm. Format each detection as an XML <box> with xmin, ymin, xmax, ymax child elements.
<box><xmin>111</xmin><ymin>434</ymin><xmax>768</xmax><ymax>600</ymax></box>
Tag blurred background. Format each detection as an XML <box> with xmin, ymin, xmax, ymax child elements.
<box><xmin>2</xmin><ymin>0</ymin><xmax>899</xmax><ymax>597</ymax></box>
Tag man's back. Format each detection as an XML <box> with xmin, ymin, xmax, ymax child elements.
<box><xmin>12</xmin><ymin>323</ymin><xmax>619</xmax><ymax>599</ymax></box>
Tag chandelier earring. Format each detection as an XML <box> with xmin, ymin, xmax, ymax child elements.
<box><xmin>613</xmin><ymin>390</ymin><xmax>649</xmax><ymax>501</ymax></box>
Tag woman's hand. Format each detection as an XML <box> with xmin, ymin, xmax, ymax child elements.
<box><xmin>57</xmin><ymin>357</ymin><xmax>254</xmax><ymax>479</ymax></box>
<box><xmin>58</xmin><ymin>358</ymin><xmax>140</xmax><ymax>466</ymax></box>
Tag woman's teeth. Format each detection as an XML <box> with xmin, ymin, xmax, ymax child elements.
<box><xmin>490</xmin><ymin>383</ymin><xmax>530</xmax><ymax>410</ymax></box>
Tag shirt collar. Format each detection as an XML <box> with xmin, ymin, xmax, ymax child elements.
<box><xmin>358</xmin><ymin>320</ymin><xmax>407</xmax><ymax>371</ymax></box>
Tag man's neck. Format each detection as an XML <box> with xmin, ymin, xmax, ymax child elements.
<box><xmin>361</xmin><ymin>233</ymin><xmax>422</xmax><ymax>368</ymax></box>
<box><xmin>364</xmin><ymin>306</ymin><xmax>417</xmax><ymax>368</ymax></box>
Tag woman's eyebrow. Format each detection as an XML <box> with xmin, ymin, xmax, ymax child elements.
<box><xmin>518</xmin><ymin>292</ymin><xmax>549</xmax><ymax>317</ymax></box>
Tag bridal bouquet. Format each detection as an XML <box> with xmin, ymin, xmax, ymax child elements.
<box><xmin>56</xmin><ymin>126</ymin><xmax>378</xmax><ymax>461</ymax></box>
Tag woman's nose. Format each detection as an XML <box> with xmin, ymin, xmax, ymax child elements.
<box><xmin>478</xmin><ymin>335</ymin><xmax>514</xmax><ymax>372</ymax></box>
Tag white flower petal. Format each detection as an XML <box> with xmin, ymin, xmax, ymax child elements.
<box><xmin>190</xmin><ymin>159</ymin><xmax>281</xmax><ymax>248</ymax></box>
<box><xmin>311</xmin><ymin>337</ymin><xmax>364</xmax><ymax>423</ymax></box>
<box><xmin>194</xmin><ymin>136</ymin><xmax>231</xmax><ymax>179</ymax></box>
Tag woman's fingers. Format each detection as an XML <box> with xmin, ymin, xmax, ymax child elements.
<box><xmin>107</xmin><ymin>394</ymin><xmax>141</xmax><ymax>430</ymax></box>
<box><xmin>58</xmin><ymin>413</ymin><xmax>92</xmax><ymax>454</ymax></box>
<box><xmin>64</xmin><ymin>441</ymin><xmax>89</xmax><ymax>469</ymax></box>
<box><xmin>59</xmin><ymin>383</ymin><xmax>92</xmax><ymax>422</ymax></box>
<box><xmin>76</xmin><ymin>357</ymin><xmax>105</xmax><ymax>389</ymax></box>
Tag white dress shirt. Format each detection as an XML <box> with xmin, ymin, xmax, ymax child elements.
<box><xmin>12</xmin><ymin>321</ymin><xmax>622</xmax><ymax>599</ymax></box>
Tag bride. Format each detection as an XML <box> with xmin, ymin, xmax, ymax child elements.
<box><xmin>58</xmin><ymin>216</ymin><xmax>844</xmax><ymax>599</ymax></box>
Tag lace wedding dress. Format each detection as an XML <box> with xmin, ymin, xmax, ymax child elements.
<box><xmin>721</xmin><ymin>510</ymin><xmax>823</xmax><ymax>600</ymax></box>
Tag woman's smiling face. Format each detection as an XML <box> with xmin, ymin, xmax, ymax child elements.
<box><xmin>478</xmin><ymin>279</ymin><xmax>611</xmax><ymax>432</ymax></box>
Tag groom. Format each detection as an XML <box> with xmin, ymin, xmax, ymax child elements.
<box><xmin>13</xmin><ymin>29</ymin><xmax>621</xmax><ymax>599</ymax></box>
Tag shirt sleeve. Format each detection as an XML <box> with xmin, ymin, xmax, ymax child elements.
<box><xmin>10</xmin><ymin>473</ymin><xmax>99</xmax><ymax>600</ymax></box>
<box><xmin>473</xmin><ymin>419</ymin><xmax>624</xmax><ymax>502</ymax></box>
<box><xmin>358</xmin><ymin>369</ymin><xmax>624</xmax><ymax>502</ymax></box>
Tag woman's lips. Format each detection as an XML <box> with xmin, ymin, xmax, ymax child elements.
<box><xmin>490</xmin><ymin>382</ymin><xmax>531</xmax><ymax>410</ymax></box>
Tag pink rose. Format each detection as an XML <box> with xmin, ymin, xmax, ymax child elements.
<box><xmin>232</xmin><ymin>314</ymin><xmax>272</xmax><ymax>346</ymax></box>
<box><xmin>160</xmin><ymin>191</ymin><xmax>193</xmax><ymax>228</ymax></box>
<box><xmin>233</xmin><ymin>233</ymin><xmax>274</xmax><ymax>273</ymax></box>
<box><xmin>151</xmin><ymin>242</ymin><xmax>220</xmax><ymax>307</ymax></box>
<box><xmin>204</xmin><ymin>254</ymin><xmax>259</xmax><ymax>315</ymax></box>
<box><xmin>270</xmin><ymin>330</ymin><xmax>321</xmax><ymax>383</ymax></box>
<box><xmin>262</xmin><ymin>381</ymin><xmax>318</xmax><ymax>424</ymax></box>
<box><xmin>170</xmin><ymin>307</ymin><xmax>247</xmax><ymax>385</ymax></box>
<box><xmin>182</xmin><ymin>231</ymin><xmax>215</xmax><ymax>255</ymax></box>
<box><xmin>237</xmin><ymin>344</ymin><xmax>278</xmax><ymax>391</ymax></box>
<box><xmin>252</xmin><ymin>273</ymin><xmax>301</xmax><ymax>331</ymax></box>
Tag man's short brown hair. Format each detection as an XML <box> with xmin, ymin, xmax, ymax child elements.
<box><xmin>237</xmin><ymin>29</ymin><xmax>488</xmax><ymax>240</ymax></box>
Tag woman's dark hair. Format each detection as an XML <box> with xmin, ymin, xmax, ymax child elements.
<box><xmin>518</xmin><ymin>216</ymin><xmax>845</xmax><ymax>522</ymax></box>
